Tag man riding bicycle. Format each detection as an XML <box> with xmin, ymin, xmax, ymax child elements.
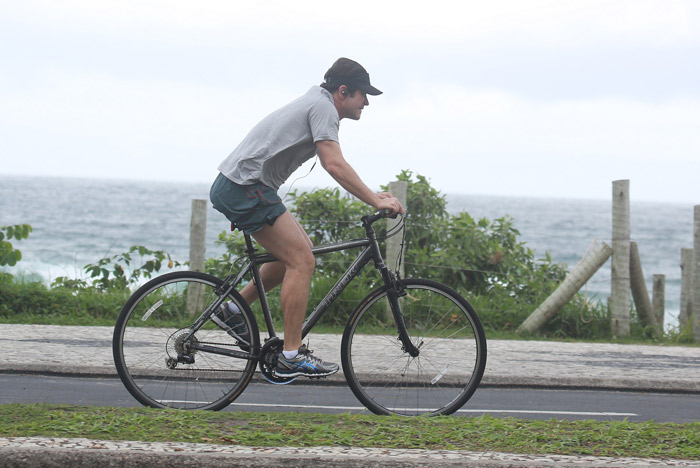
<box><xmin>210</xmin><ymin>57</ymin><xmax>404</xmax><ymax>379</ymax></box>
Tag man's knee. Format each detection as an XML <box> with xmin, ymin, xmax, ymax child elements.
<box><xmin>280</xmin><ymin>247</ymin><xmax>314</xmax><ymax>277</ymax></box>
<box><xmin>297</xmin><ymin>249</ymin><xmax>315</xmax><ymax>276</ymax></box>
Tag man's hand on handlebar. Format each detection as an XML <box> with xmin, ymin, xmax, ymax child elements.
<box><xmin>375</xmin><ymin>192</ymin><xmax>404</xmax><ymax>216</ymax></box>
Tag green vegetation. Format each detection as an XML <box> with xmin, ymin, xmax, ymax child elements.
<box><xmin>0</xmin><ymin>273</ymin><xmax>129</xmax><ymax>326</ymax></box>
<box><xmin>52</xmin><ymin>246</ymin><xmax>180</xmax><ymax>291</ymax></box>
<box><xmin>1</xmin><ymin>224</ymin><xmax>32</xmax><ymax>266</ymax></box>
<box><xmin>1</xmin><ymin>404</ymin><xmax>699</xmax><ymax>460</ymax></box>
<box><xmin>205</xmin><ymin>171</ymin><xmax>655</xmax><ymax>341</ymax></box>
<box><xmin>0</xmin><ymin>171</ymin><xmax>690</xmax><ymax>342</ymax></box>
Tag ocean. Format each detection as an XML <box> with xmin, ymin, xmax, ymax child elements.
<box><xmin>1</xmin><ymin>175</ymin><xmax>695</xmax><ymax>327</ymax></box>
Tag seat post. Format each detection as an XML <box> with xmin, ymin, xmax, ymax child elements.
<box><xmin>243</xmin><ymin>233</ymin><xmax>257</xmax><ymax>257</ymax></box>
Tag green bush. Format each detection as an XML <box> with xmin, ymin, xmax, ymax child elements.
<box><xmin>202</xmin><ymin>171</ymin><xmax>615</xmax><ymax>338</ymax></box>
<box><xmin>52</xmin><ymin>246</ymin><xmax>180</xmax><ymax>291</ymax></box>
<box><xmin>0</xmin><ymin>273</ymin><xmax>127</xmax><ymax>325</ymax></box>
<box><xmin>1</xmin><ymin>224</ymin><xmax>33</xmax><ymax>266</ymax></box>
<box><xmin>1</xmin><ymin>243</ymin><xmax>177</xmax><ymax>325</ymax></box>
<box><xmin>205</xmin><ymin>230</ymin><xmax>249</xmax><ymax>279</ymax></box>
<box><xmin>376</xmin><ymin>171</ymin><xmax>615</xmax><ymax>338</ymax></box>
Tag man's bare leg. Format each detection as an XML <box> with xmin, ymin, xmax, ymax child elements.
<box><xmin>238</xmin><ymin>216</ymin><xmax>312</xmax><ymax>306</ymax></box>
<box><xmin>248</xmin><ymin>211</ymin><xmax>314</xmax><ymax>352</ymax></box>
<box><xmin>238</xmin><ymin>261</ymin><xmax>285</xmax><ymax>304</ymax></box>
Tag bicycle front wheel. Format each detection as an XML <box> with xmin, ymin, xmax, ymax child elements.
<box><xmin>341</xmin><ymin>278</ymin><xmax>487</xmax><ymax>416</ymax></box>
<box><xmin>113</xmin><ymin>271</ymin><xmax>259</xmax><ymax>411</ymax></box>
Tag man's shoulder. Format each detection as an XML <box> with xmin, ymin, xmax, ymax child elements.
<box><xmin>300</xmin><ymin>86</ymin><xmax>335</xmax><ymax>108</ymax></box>
<box><xmin>275</xmin><ymin>87</ymin><xmax>333</xmax><ymax>115</ymax></box>
<box><xmin>260</xmin><ymin>87</ymin><xmax>331</xmax><ymax>123</ymax></box>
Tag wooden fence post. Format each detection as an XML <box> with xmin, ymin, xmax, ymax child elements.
<box><xmin>652</xmin><ymin>274</ymin><xmax>665</xmax><ymax>337</ymax></box>
<box><xmin>517</xmin><ymin>241</ymin><xmax>612</xmax><ymax>334</ymax></box>
<box><xmin>187</xmin><ymin>199</ymin><xmax>207</xmax><ymax>314</ymax></box>
<box><xmin>693</xmin><ymin>206</ymin><xmax>700</xmax><ymax>342</ymax></box>
<box><xmin>629</xmin><ymin>241</ymin><xmax>654</xmax><ymax>328</ymax></box>
<box><xmin>611</xmin><ymin>180</ymin><xmax>631</xmax><ymax>337</ymax></box>
<box><xmin>680</xmin><ymin>248</ymin><xmax>693</xmax><ymax>331</ymax></box>
<box><xmin>189</xmin><ymin>199</ymin><xmax>207</xmax><ymax>273</ymax></box>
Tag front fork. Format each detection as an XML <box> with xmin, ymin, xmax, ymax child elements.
<box><xmin>381</xmin><ymin>267</ymin><xmax>420</xmax><ymax>357</ymax></box>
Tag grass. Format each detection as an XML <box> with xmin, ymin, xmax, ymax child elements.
<box><xmin>1</xmin><ymin>404</ymin><xmax>699</xmax><ymax>460</ymax></box>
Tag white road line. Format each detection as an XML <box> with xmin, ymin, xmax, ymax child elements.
<box><xmin>225</xmin><ymin>402</ymin><xmax>637</xmax><ymax>417</ymax></box>
<box><xmin>462</xmin><ymin>409</ymin><xmax>637</xmax><ymax>417</ymax></box>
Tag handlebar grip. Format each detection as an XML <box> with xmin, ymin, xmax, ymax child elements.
<box><xmin>363</xmin><ymin>209</ymin><xmax>399</xmax><ymax>225</ymax></box>
<box><xmin>385</xmin><ymin>208</ymin><xmax>400</xmax><ymax>220</ymax></box>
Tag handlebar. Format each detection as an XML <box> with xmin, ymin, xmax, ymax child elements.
<box><xmin>362</xmin><ymin>208</ymin><xmax>400</xmax><ymax>226</ymax></box>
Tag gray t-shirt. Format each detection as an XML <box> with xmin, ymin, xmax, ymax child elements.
<box><xmin>218</xmin><ymin>86</ymin><xmax>340</xmax><ymax>191</ymax></box>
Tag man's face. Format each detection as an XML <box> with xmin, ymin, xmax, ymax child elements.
<box><xmin>341</xmin><ymin>89</ymin><xmax>369</xmax><ymax>121</ymax></box>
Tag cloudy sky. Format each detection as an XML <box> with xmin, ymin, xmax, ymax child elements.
<box><xmin>2</xmin><ymin>0</ymin><xmax>699</xmax><ymax>203</ymax></box>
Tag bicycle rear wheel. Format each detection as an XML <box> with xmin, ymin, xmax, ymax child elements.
<box><xmin>113</xmin><ymin>271</ymin><xmax>259</xmax><ymax>411</ymax></box>
<box><xmin>341</xmin><ymin>278</ymin><xmax>486</xmax><ymax>416</ymax></box>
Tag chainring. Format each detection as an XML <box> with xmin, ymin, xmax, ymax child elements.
<box><xmin>258</xmin><ymin>337</ymin><xmax>296</xmax><ymax>385</ymax></box>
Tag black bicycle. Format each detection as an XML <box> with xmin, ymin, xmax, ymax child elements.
<box><xmin>112</xmin><ymin>209</ymin><xmax>487</xmax><ymax>416</ymax></box>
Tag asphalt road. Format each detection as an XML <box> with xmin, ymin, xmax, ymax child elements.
<box><xmin>3</xmin><ymin>374</ymin><xmax>700</xmax><ymax>423</ymax></box>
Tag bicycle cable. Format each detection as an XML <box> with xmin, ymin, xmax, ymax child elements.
<box><xmin>378</xmin><ymin>212</ymin><xmax>406</xmax><ymax>240</ymax></box>
<box><xmin>395</xmin><ymin>214</ymin><xmax>406</xmax><ymax>277</ymax></box>
<box><xmin>376</xmin><ymin>212</ymin><xmax>407</xmax><ymax>277</ymax></box>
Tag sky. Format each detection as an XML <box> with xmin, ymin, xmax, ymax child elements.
<box><xmin>2</xmin><ymin>0</ymin><xmax>699</xmax><ymax>203</ymax></box>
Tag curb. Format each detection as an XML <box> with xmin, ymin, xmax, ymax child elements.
<box><xmin>2</xmin><ymin>438</ymin><xmax>700</xmax><ymax>468</ymax></box>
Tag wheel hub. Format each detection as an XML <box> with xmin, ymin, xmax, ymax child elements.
<box><xmin>165</xmin><ymin>329</ymin><xmax>199</xmax><ymax>368</ymax></box>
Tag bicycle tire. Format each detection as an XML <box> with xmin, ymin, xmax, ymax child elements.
<box><xmin>113</xmin><ymin>271</ymin><xmax>259</xmax><ymax>411</ymax></box>
<box><xmin>341</xmin><ymin>278</ymin><xmax>487</xmax><ymax>416</ymax></box>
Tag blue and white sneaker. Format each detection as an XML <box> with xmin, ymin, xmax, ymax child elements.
<box><xmin>273</xmin><ymin>345</ymin><xmax>339</xmax><ymax>378</ymax></box>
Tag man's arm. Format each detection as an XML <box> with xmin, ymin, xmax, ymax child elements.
<box><xmin>316</xmin><ymin>140</ymin><xmax>403</xmax><ymax>214</ymax></box>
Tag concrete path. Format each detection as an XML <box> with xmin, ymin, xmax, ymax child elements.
<box><xmin>1</xmin><ymin>324</ymin><xmax>699</xmax><ymax>467</ymax></box>
<box><xmin>2</xmin><ymin>324</ymin><xmax>699</xmax><ymax>392</ymax></box>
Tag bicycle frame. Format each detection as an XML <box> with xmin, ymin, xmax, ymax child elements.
<box><xmin>189</xmin><ymin>212</ymin><xmax>419</xmax><ymax>359</ymax></box>
<box><xmin>248</xmin><ymin>236</ymin><xmax>375</xmax><ymax>340</ymax></box>
<box><xmin>114</xmin><ymin>206</ymin><xmax>487</xmax><ymax>414</ymax></box>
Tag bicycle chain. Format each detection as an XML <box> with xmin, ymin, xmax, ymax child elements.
<box><xmin>170</xmin><ymin>339</ymin><xmax>252</xmax><ymax>373</ymax></box>
<box><xmin>196</xmin><ymin>340</ymin><xmax>241</xmax><ymax>348</ymax></box>
<box><xmin>171</xmin><ymin>366</ymin><xmax>245</xmax><ymax>373</ymax></box>
<box><xmin>174</xmin><ymin>340</ymin><xmax>249</xmax><ymax>373</ymax></box>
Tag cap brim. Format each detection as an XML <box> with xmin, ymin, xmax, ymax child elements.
<box><xmin>359</xmin><ymin>83</ymin><xmax>383</xmax><ymax>96</ymax></box>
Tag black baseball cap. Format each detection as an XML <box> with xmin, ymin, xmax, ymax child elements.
<box><xmin>323</xmin><ymin>58</ymin><xmax>383</xmax><ymax>96</ymax></box>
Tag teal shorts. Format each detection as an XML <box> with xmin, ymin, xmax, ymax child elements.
<box><xmin>209</xmin><ymin>173</ymin><xmax>287</xmax><ymax>234</ymax></box>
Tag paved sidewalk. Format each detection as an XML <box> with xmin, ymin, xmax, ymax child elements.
<box><xmin>1</xmin><ymin>324</ymin><xmax>700</xmax><ymax>468</ymax></box>
<box><xmin>1</xmin><ymin>324</ymin><xmax>699</xmax><ymax>392</ymax></box>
